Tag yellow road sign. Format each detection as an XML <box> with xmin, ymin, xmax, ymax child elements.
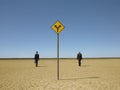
<box><xmin>51</xmin><ymin>21</ymin><xmax>64</xmax><ymax>34</ymax></box>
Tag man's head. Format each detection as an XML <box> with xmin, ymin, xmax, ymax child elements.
<box><xmin>36</xmin><ymin>51</ymin><xmax>38</xmax><ymax>54</ymax></box>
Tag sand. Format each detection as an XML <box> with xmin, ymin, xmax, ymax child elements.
<box><xmin>0</xmin><ymin>59</ymin><xmax>120</xmax><ymax>90</ymax></box>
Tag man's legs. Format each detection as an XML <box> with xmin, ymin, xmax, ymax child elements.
<box><xmin>35</xmin><ymin>60</ymin><xmax>38</xmax><ymax>67</ymax></box>
<box><xmin>79</xmin><ymin>60</ymin><xmax>81</xmax><ymax>66</ymax></box>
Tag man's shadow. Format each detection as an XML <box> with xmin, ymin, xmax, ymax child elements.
<box><xmin>37</xmin><ymin>66</ymin><xmax>47</xmax><ymax>67</ymax></box>
<box><xmin>82</xmin><ymin>65</ymin><xmax>90</xmax><ymax>67</ymax></box>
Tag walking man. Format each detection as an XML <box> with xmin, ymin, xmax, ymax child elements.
<box><xmin>77</xmin><ymin>52</ymin><xmax>82</xmax><ymax>66</ymax></box>
<box><xmin>34</xmin><ymin>51</ymin><xmax>39</xmax><ymax>67</ymax></box>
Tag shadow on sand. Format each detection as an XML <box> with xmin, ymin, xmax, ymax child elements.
<box><xmin>61</xmin><ymin>76</ymin><xmax>99</xmax><ymax>80</ymax></box>
<box><xmin>36</xmin><ymin>66</ymin><xmax>47</xmax><ymax>67</ymax></box>
<box><xmin>82</xmin><ymin>65</ymin><xmax>91</xmax><ymax>67</ymax></box>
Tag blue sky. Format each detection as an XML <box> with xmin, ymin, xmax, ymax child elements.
<box><xmin>0</xmin><ymin>0</ymin><xmax>120</xmax><ymax>58</ymax></box>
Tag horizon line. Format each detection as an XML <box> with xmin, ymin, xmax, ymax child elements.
<box><xmin>0</xmin><ymin>57</ymin><xmax>120</xmax><ymax>60</ymax></box>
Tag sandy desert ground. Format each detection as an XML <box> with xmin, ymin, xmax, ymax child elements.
<box><xmin>0</xmin><ymin>59</ymin><xmax>120</xmax><ymax>90</ymax></box>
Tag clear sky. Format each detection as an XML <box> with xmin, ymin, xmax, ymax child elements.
<box><xmin>0</xmin><ymin>0</ymin><xmax>120</xmax><ymax>58</ymax></box>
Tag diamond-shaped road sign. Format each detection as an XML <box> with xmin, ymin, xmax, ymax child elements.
<box><xmin>51</xmin><ymin>21</ymin><xmax>64</xmax><ymax>34</ymax></box>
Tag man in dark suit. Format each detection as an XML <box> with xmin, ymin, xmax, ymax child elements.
<box><xmin>77</xmin><ymin>52</ymin><xmax>82</xmax><ymax>66</ymax></box>
<box><xmin>34</xmin><ymin>51</ymin><xmax>39</xmax><ymax>67</ymax></box>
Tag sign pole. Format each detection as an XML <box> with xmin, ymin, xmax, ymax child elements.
<box><xmin>57</xmin><ymin>33</ymin><xmax>59</xmax><ymax>80</ymax></box>
<box><xmin>51</xmin><ymin>20</ymin><xmax>64</xmax><ymax>80</ymax></box>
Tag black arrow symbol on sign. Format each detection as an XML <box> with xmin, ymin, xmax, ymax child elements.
<box><xmin>55</xmin><ymin>25</ymin><xmax>61</xmax><ymax>32</ymax></box>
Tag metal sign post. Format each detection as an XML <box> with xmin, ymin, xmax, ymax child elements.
<box><xmin>51</xmin><ymin>20</ymin><xmax>64</xmax><ymax>80</ymax></box>
<box><xmin>57</xmin><ymin>33</ymin><xmax>59</xmax><ymax>80</ymax></box>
